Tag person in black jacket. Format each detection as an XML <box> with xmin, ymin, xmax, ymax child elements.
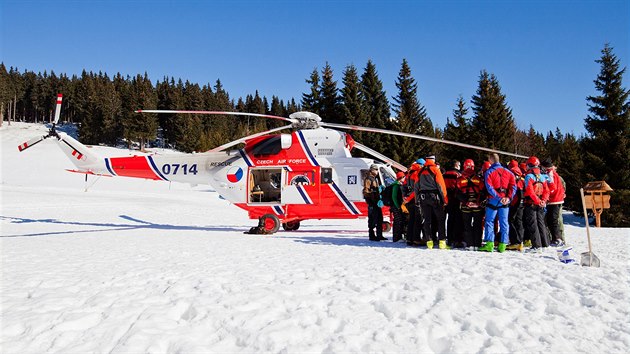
<box><xmin>363</xmin><ymin>164</ymin><xmax>386</xmax><ymax>241</ymax></box>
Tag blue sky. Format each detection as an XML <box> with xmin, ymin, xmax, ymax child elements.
<box><xmin>1</xmin><ymin>0</ymin><xmax>628</xmax><ymax>135</ymax></box>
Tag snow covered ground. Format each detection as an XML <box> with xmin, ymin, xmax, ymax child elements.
<box><xmin>1</xmin><ymin>122</ymin><xmax>629</xmax><ymax>353</ymax></box>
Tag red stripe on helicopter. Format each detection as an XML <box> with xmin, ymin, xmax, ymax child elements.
<box><xmin>71</xmin><ymin>150</ymin><xmax>83</xmax><ymax>160</ymax></box>
<box><xmin>108</xmin><ymin>156</ymin><xmax>162</xmax><ymax>180</ymax></box>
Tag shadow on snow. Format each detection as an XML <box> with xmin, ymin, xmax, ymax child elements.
<box><xmin>0</xmin><ymin>215</ymin><xmax>245</xmax><ymax>237</ymax></box>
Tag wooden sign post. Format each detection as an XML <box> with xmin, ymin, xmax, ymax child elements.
<box><xmin>583</xmin><ymin>181</ymin><xmax>613</xmax><ymax>227</ymax></box>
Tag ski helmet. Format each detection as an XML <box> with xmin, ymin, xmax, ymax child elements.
<box><xmin>482</xmin><ymin>161</ymin><xmax>491</xmax><ymax>173</ymax></box>
<box><xmin>463</xmin><ymin>159</ymin><xmax>475</xmax><ymax>171</ymax></box>
<box><xmin>396</xmin><ymin>171</ymin><xmax>405</xmax><ymax>180</ymax></box>
<box><xmin>519</xmin><ymin>162</ymin><xmax>527</xmax><ymax>173</ymax></box>
<box><xmin>526</xmin><ymin>156</ymin><xmax>540</xmax><ymax>168</ymax></box>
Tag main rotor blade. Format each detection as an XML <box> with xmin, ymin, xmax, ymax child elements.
<box><xmin>322</xmin><ymin>122</ymin><xmax>528</xmax><ymax>159</ymax></box>
<box><xmin>208</xmin><ymin>124</ymin><xmax>294</xmax><ymax>152</ymax></box>
<box><xmin>352</xmin><ymin>142</ymin><xmax>408</xmax><ymax>172</ymax></box>
<box><xmin>17</xmin><ymin>136</ymin><xmax>45</xmax><ymax>152</ymax></box>
<box><xmin>135</xmin><ymin>110</ymin><xmax>296</xmax><ymax>123</ymax></box>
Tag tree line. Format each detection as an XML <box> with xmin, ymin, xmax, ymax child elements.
<box><xmin>0</xmin><ymin>44</ymin><xmax>628</xmax><ymax>225</ymax></box>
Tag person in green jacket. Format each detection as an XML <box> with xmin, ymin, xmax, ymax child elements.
<box><xmin>391</xmin><ymin>171</ymin><xmax>407</xmax><ymax>242</ymax></box>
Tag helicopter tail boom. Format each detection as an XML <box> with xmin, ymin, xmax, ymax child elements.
<box><xmin>56</xmin><ymin>133</ymin><xmax>103</xmax><ymax>172</ymax></box>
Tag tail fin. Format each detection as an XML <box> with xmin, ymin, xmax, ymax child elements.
<box><xmin>57</xmin><ymin>133</ymin><xmax>103</xmax><ymax>172</ymax></box>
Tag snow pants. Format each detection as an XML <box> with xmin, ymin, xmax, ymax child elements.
<box><xmin>462</xmin><ymin>210</ymin><xmax>484</xmax><ymax>247</ymax></box>
<box><xmin>420</xmin><ymin>193</ymin><xmax>446</xmax><ymax>242</ymax></box>
<box><xmin>406</xmin><ymin>202</ymin><xmax>422</xmax><ymax>243</ymax></box>
<box><xmin>524</xmin><ymin>204</ymin><xmax>548</xmax><ymax>248</ymax></box>
<box><xmin>509</xmin><ymin>203</ymin><xmax>524</xmax><ymax>244</ymax></box>
<box><xmin>368</xmin><ymin>204</ymin><xmax>383</xmax><ymax>239</ymax></box>
<box><xmin>545</xmin><ymin>203</ymin><xmax>564</xmax><ymax>242</ymax></box>
<box><xmin>392</xmin><ymin>207</ymin><xmax>406</xmax><ymax>241</ymax></box>
<box><xmin>446</xmin><ymin>203</ymin><xmax>463</xmax><ymax>245</ymax></box>
<box><xmin>484</xmin><ymin>205</ymin><xmax>509</xmax><ymax>244</ymax></box>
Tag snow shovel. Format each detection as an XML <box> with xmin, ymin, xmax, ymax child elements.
<box><xmin>579</xmin><ymin>188</ymin><xmax>601</xmax><ymax>267</ymax></box>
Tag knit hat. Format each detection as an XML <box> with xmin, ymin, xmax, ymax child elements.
<box><xmin>541</xmin><ymin>158</ymin><xmax>553</xmax><ymax>168</ymax></box>
<box><xmin>416</xmin><ymin>158</ymin><xmax>426</xmax><ymax>165</ymax></box>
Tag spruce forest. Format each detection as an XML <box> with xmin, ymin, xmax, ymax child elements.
<box><xmin>1</xmin><ymin>45</ymin><xmax>628</xmax><ymax>226</ymax></box>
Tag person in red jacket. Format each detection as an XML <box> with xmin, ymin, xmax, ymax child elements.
<box><xmin>443</xmin><ymin>160</ymin><xmax>463</xmax><ymax>247</ymax></box>
<box><xmin>542</xmin><ymin>159</ymin><xmax>566</xmax><ymax>246</ymax></box>
<box><xmin>415</xmin><ymin>154</ymin><xmax>448</xmax><ymax>249</ymax></box>
<box><xmin>479</xmin><ymin>154</ymin><xmax>516</xmax><ymax>253</ymax></box>
<box><xmin>523</xmin><ymin>156</ymin><xmax>551</xmax><ymax>251</ymax></box>
<box><xmin>455</xmin><ymin>159</ymin><xmax>486</xmax><ymax>248</ymax></box>
<box><xmin>507</xmin><ymin>160</ymin><xmax>526</xmax><ymax>251</ymax></box>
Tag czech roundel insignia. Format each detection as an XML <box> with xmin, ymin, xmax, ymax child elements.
<box><xmin>227</xmin><ymin>167</ymin><xmax>243</xmax><ymax>183</ymax></box>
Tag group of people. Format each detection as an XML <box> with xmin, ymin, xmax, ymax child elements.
<box><xmin>363</xmin><ymin>153</ymin><xmax>566</xmax><ymax>253</ymax></box>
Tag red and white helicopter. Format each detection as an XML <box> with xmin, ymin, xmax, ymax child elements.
<box><xmin>18</xmin><ymin>94</ymin><xmax>527</xmax><ymax>234</ymax></box>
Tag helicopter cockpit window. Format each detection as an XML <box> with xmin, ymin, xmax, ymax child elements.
<box><xmin>380</xmin><ymin>167</ymin><xmax>396</xmax><ymax>186</ymax></box>
<box><xmin>321</xmin><ymin>167</ymin><xmax>333</xmax><ymax>184</ymax></box>
<box><xmin>251</xmin><ymin>136</ymin><xmax>282</xmax><ymax>157</ymax></box>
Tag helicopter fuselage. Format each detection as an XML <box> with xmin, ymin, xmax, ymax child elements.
<box><xmin>52</xmin><ymin>128</ymin><xmax>395</xmax><ymax>226</ymax></box>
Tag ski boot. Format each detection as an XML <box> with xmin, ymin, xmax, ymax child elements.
<box><xmin>478</xmin><ymin>242</ymin><xmax>494</xmax><ymax>252</ymax></box>
<box><xmin>506</xmin><ymin>243</ymin><xmax>523</xmax><ymax>252</ymax></box>
<box><xmin>497</xmin><ymin>243</ymin><xmax>507</xmax><ymax>253</ymax></box>
<box><xmin>426</xmin><ymin>240</ymin><xmax>434</xmax><ymax>249</ymax></box>
<box><xmin>438</xmin><ymin>240</ymin><xmax>450</xmax><ymax>250</ymax></box>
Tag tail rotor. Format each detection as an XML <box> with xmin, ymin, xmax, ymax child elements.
<box><xmin>17</xmin><ymin>94</ymin><xmax>63</xmax><ymax>152</ymax></box>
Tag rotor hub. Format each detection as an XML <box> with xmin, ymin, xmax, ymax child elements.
<box><xmin>289</xmin><ymin>111</ymin><xmax>322</xmax><ymax>129</ymax></box>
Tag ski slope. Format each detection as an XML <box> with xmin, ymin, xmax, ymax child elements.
<box><xmin>1</xmin><ymin>122</ymin><xmax>629</xmax><ymax>353</ymax></box>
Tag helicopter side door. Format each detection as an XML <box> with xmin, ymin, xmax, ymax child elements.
<box><xmin>248</xmin><ymin>168</ymin><xmax>283</xmax><ymax>204</ymax></box>
<box><xmin>281</xmin><ymin>168</ymin><xmax>319</xmax><ymax>205</ymax></box>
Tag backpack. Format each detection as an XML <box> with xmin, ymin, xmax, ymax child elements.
<box><xmin>532</xmin><ymin>176</ymin><xmax>544</xmax><ymax>198</ymax></box>
<box><xmin>380</xmin><ymin>184</ymin><xmax>395</xmax><ymax>207</ymax></box>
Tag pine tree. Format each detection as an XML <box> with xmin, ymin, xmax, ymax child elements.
<box><xmin>172</xmin><ymin>80</ymin><xmax>203</xmax><ymax>152</ymax></box>
<box><xmin>582</xmin><ymin>44</ymin><xmax>630</xmax><ymax>226</ymax></box>
<box><xmin>0</xmin><ymin>63</ymin><xmax>9</xmax><ymax>126</ymax></box>
<box><xmin>470</xmin><ymin>70</ymin><xmax>517</xmax><ymax>161</ymax></box>
<box><xmin>270</xmin><ymin>96</ymin><xmax>285</xmax><ymax>117</ymax></box>
<box><xmin>391</xmin><ymin>59</ymin><xmax>433</xmax><ymax>165</ymax></box>
<box><xmin>76</xmin><ymin>71</ymin><xmax>98</xmax><ymax>143</ymax></box>
<box><xmin>545</xmin><ymin>131</ymin><xmax>585</xmax><ymax>213</ymax></box>
<box><xmin>443</xmin><ymin>95</ymin><xmax>471</xmax><ymax>163</ymax></box>
<box><xmin>360</xmin><ymin>60</ymin><xmax>391</xmax><ymax>158</ymax></box>
<box><xmin>301</xmin><ymin>68</ymin><xmax>321</xmax><ymax>114</ymax></box>
<box><xmin>340</xmin><ymin>64</ymin><xmax>367</xmax><ymax>146</ymax></box>
<box><xmin>208</xmin><ymin>79</ymin><xmax>235</xmax><ymax>137</ymax></box>
<box><xmin>525</xmin><ymin>125</ymin><xmax>547</xmax><ymax>158</ymax></box>
<box><xmin>286</xmin><ymin>98</ymin><xmax>300</xmax><ymax>114</ymax></box>
<box><xmin>96</xmin><ymin>72</ymin><xmax>122</xmax><ymax>145</ymax></box>
<box><xmin>155</xmin><ymin>77</ymin><xmax>183</xmax><ymax>148</ymax></box>
<box><xmin>319</xmin><ymin>62</ymin><xmax>342</xmax><ymax>123</ymax></box>
<box><xmin>583</xmin><ymin>44</ymin><xmax>630</xmax><ymax>190</ymax></box>
<box><xmin>124</xmin><ymin>73</ymin><xmax>157</xmax><ymax>151</ymax></box>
